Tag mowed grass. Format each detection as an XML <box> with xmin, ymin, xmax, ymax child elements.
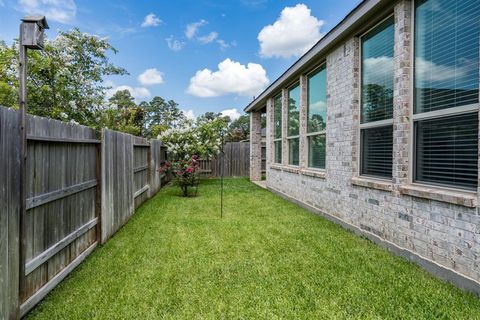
<box><xmin>27</xmin><ymin>178</ymin><xmax>480</xmax><ymax>319</ymax></box>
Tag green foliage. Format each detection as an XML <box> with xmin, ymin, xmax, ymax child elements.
<box><xmin>108</xmin><ymin>89</ymin><xmax>137</xmax><ymax>110</ymax></box>
<box><xmin>26</xmin><ymin>179</ymin><xmax>480</xmax><ymax>319</ymax></box>
<box><xmin>160</xmin><ymin>156</ymin><xmax>200</xmax><ymax>197</ymax></box>
<box><xmin>140</xmin><ymin>96</ymin><xmax>187</xmax><ymax>138</ymax></box>
<box><xmin>227</xmin><ymin>113</ymin><xmax>266</xmax><ymax>142</ymax></box>
<box><xmin>228</xmin><ymin>114</ymin><xmax>249</xmax><ymax>141</ymax></box>
<box><xmin>0</xmin><ymin>41</ymin><xmax>17</xmax><ymax>108</ymax></box>
<box><xmin>0</xmin><ymin>29</ymin><xmax>127</xmax><ymax>125</ymax></box>
<box><xmin>94</xmin><ymin>90</ymin><xmax>145</xmax><ymax>136</ymax></box>
<box><xmin>159</xmin><ymin>117</ymin><xmax>228</xmax><ymax>161</ymax></box>
<box><xmin>196</xmin><ymin>111</ymin><xmax>228</xmax><ymax>124</ymax></box>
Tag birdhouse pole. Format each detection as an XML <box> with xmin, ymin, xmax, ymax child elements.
<box><xmin>18</xmin><ymin>16</ymin><xmax>49</xmax><ymax>301</ymax></box>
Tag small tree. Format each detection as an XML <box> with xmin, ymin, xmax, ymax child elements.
<box><xmin>159</xmin><ymin>118</ymin><xmax>227</xmax><ymax>196</ymax></box>
<box><xmin>0</xmin><ymin>29</ymin><xmax>127</xmax><ymax>126</ymax></box>
<box><xmin>141</xmin><ymin>96</ymin><xmax>187</xmax><ymax>138</ymax></box>
<box><xmin>95</xmin><ymin>90</ymin><xmax>145</xmax><ymax>136</ymax></box>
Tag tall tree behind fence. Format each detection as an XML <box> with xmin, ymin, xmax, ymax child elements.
<box><xmin>198</xmin><ymin>141</ymin><xmax>265</xmax><ymax>177</ymax></box>
<box><xmin>0</xmin><ymin>106</ymin><xmax>168</xmax><ymax>319</ymax></box>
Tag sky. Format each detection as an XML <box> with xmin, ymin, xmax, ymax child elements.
<box><xmin>0</xmin><ymin>0</ymin><xmax>361</xmax><ymax>121</ymax></box>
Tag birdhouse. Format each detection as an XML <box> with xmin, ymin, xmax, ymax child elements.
<box><xmin>20</xmin><ymin>16</ymin><xmax>49</xmax><ymax>50</ymax></box>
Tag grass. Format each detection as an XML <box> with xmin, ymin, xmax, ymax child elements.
<box><xmin>27</xmin><ymin>178</ymin><xmax>480</xmax><ymax>319</ymax></box>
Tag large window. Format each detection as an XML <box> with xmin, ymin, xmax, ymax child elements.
<box><xmin>288</xmin><ymin>84</ymin><xmax>300</xmax><ymax>165</ymax></box>
<box><xmin>360</xmin><ymin>16</ymin><xmax>394</xmax><ymax>179</ymax></box>
<box><xmin>414</xmin><ymin>0</ymin><xmax>479</xmax><ymax>190</ymax></box>
<box><xmin>307</xmin><ymin>64</ymin><xmax>327</xmax><ymax>169</ymax></box>
<box><xmin>273</xmin><ymin>94</ymin><xmax>282</xmax><ymax>164</ymax></box>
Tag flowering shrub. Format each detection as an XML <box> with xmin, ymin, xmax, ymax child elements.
<box><xmin>158</xmin><ymin>118</ymin><xmax>227</xmax><ymax>196</ymax></box>
<box><xmin>158</xmin><ymin>118</ymin><xmax>226</xmax><ymax>161</ymax></box>
<box><xmin>160</xmin><ymin>155</ymin><xmax>200</xmax><ymax>197</ymax></box>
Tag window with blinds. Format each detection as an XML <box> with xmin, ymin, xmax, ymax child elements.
<box><xmin>288</xmin><ymin>138</ymin><xmax>299</xmax><ymax>166</ymax></box>
<box><xmin>360</xmin><ymin>16</ymin><xmax>394</xmax><ymax>179</ymax></box>
<box><xmin>274</xmin><ymin>140</ymin><xmax>282</xmax><ymax>164</ymax></box>
<box><xmin>361</xmin><ymin>126</ymin><xmax>393</xmax><ymax>178</ymax></box>
<box><xmin>415</xmin><ymin>114</ymin><xmax>478</xmax><ymax>190</ymax></box>
<box><xmin>414</xmin><ymin>0</ymin><xmax>479</xmax><ymax>190</ymax></box>
<box><xmin>307</xmin><ymin>64</ymin><xmax>327</xmax><ymax>169</ymax></box>
<box><xmin>308</xmin><ymin>134</ymin><xmax>326</xmax><ymax>169</ymax></box>
<box><xmin>287</xmin><ymin>84</ymin><xmax>300</xmax><ymax>165</ymax></box>
<box><xmin>273</xmin><ymin>94</ymin><xmax>282</xmax><ymax>164</ymax></box>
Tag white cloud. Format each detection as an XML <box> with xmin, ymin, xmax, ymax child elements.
<box><xmin>416</xmin><ymin>57</ymin><xmax>468</xmax><ymax>82</ymax></box>
<box><xmin>220</xmin><ymin>108</ymin><xmax>241</xmax><ymax>121</ymax></box>
<box><xmin>258</xmin><ymin>4</ymin><xmax>324</xmax><ymax>58</ymax></box>
<box><xmin>309</xmin><ymin>101</ymin><xmax>326</xmax><ymax>114</ymax></box>
<box><xmin>18</xmin><ymin>0</ymin><xmax>77</xmax><ymax>24</ymax></box>
<box><xmin>141</xmin><ymin>13</ymin><xmax>162</xmax><ymax>27</ymax></box>
<box><xmin>187</xmin><ymin>58</ymin><xmax>269</xmax><ymax>98</ymax></box>
<box><xmin>198</xmin><ymin>31</ymin><xmax>218</xmax><ymax>44</ymax></box>
<box><xmin>216</xmin><ymin>39</ymin><xmax>230</xmax><ymax>50</ymax></box>
<box><xmin>107</xmin><ymin>85</ymin><xmax>151</xmax><ymax>101</ymax></box>
<box><xmin>182</xmin><ymin>109</ymin><xmax>196</xmax><ymax>120</ymax></box>
<box><xmin>138</xmin><ymin>68</ymin><xmax>164</xmax><ymax>86</ymax></box>
<box><xmin>185</xmin><ymin>19</ymin><xmax>207</xmax><ymax>39</ymax></box>
<box><xmin>363</xmin><ymin>56</ymin><xmax>394</xmax><ymax>85</ymax></box>
<box><xmin>166</xmin><ymin>35</ymin><xmax>185</xmax><ymax>52</ymax></box>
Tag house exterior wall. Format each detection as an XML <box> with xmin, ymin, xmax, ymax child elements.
<box><xmin>264</xmin><ymin>0</ymin><xmax>480</xmax><ymax>293</ymax></box>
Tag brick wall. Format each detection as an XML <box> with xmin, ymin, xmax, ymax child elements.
<box><xmin>264</xmin><ymin>1</ymin><xmax>480</xmax><ymax>291</ymax></box>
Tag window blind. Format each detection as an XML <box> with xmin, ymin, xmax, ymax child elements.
<box><xmin>361</xmin><ymin>126</ymin><xmax>393</xmax><ymax>178</ymax></box>
<box><xmin>288</xmin><ymin>138</ymin><xmax>299</xmax><ymax>166</ymax></box>
<box><xmin>361</xmin><ymin>16</ymin><xmax>394</xmax><ymax>123</ymax></box>
<box><xmin>414</xmin><ymin>0</ymin><xmax>479</xmax><ymax>190</ymax></box>
<box><xmin>308</xmin><ymin>134</ymin><xmax>326</xmax><ymax>169</ymax></box>
<box><xmin>274</xmin><ymin>95</ymin><xmax>282</xmax><ymax>139</ymax></box>
<box><xmin>308</xmin><ymin>65</ymin><xmax>327</xmax><ymax>133</ymax></box>
<box><xmin>274</xmin><ymin>141</ymin><xmax>282</xmax><ymax>164</ymax></box>
<box><xmin>288</xmin><ymin>85</ymin><xmax>300</xmax><ymax>137</ymax></box>
<box><xmin>415</xmin><ymin>113</ymin><xmax>478</xmax><ymax>190</ymax></box>
<box><xmin>415</xmin><ymin>0</ymin><xmax>480</xmax><ymax>113</ymax></box>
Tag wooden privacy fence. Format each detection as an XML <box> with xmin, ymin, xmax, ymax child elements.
<box><xmin>198</xmin><ymin>141</ymin><xmax>266</xmax><ymax>177</ymax></box>
<box><xmin>0</xmin><ymin>107</ymin><xmax>168</xmax><ymax>319</ymax></box>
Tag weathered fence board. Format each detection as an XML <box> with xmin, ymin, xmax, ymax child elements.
<box><xmin>20</xmin><ymin>115</ymin><xmax>100</xmax><ymax>316</ymax></box>
<box><xmin>0</xmin><ymin>107</ymin><xmax>21</xmax><ymax>320</ymax></box>
<box><xmin>101</xmin><ymin>129</ymin><xmax>134</xmax><ymax>243</ymax></box>
<box><xmin>198</xmin><ymin>141</ymin><xmax>265</xmax><ymax>178</ymax></box>
<box><xmin>0</xmin><ymin>107</ymin><xmax>167</xmax><ymax>319</ymax></box>
<box><xmin>149</xmin><ymin>140</ymin><xmax>163</xmax><ymax>194</ymax></box>
<box><xmin>133</xmin><ymin>137</ymin><xmax>150</xmax><ymax>209</ymax></box>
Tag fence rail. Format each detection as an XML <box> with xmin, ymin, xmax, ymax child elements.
<box><xmin>0</xmin><ymin>106</ymin><xmax>168</xmax><ymax>319</ymax></box>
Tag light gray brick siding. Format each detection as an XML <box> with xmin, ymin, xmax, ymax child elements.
<box><xmin>264</xmin><ymin>1</ymin><xmax>480</xmax><ymax>286</ymax></box>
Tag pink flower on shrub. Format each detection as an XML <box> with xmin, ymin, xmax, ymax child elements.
<box><xmin>186</xmin><ymin>167</ymin><xmax>194</xmax><ymax>174</ymax></box>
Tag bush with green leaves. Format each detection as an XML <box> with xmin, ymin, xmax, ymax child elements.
<box><xmin>159</xmin><ymin>117</ymin><xmax>228</xmax><ymax>161</ymax></box>
<box><xmin>158</xmin><ymin>117</ymin><xmax>228</xmax><ymax>196</ymax></box>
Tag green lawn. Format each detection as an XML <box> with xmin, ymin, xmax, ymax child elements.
<box><xmin>27</xmin><ymin>179</ymin><xmax>480</xmax><ymax>319</ymax></box>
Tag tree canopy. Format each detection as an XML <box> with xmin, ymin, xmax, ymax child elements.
<box><xmin>0</xmin><ymin>29</ymin><xmax>127</xmax><ymax>125</ymax></box>
<box><xmin>0</xmin><ymin>28</ymin><xmax>266</xmax><ymax>139</ymax></box>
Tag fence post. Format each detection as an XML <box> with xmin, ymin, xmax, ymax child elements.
<box><xmin>95</xmin><ymin>140</ymin><xmax>102</xmax><ymax>244</ymax></box>
<box><xmin>18</xmin><ymin>24</ymin><xmax>28</xmax><ymax>307</ymax></box>
<box><xmin>147</xmin><ymin>141</ymin><xmax>152</xmax><ymax>198</ymax></box>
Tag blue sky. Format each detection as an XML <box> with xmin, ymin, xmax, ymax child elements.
<box><xmin>0</xmin><ymin>0</ymin><xmax>361</xmax><ymax>120</ymax></box>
